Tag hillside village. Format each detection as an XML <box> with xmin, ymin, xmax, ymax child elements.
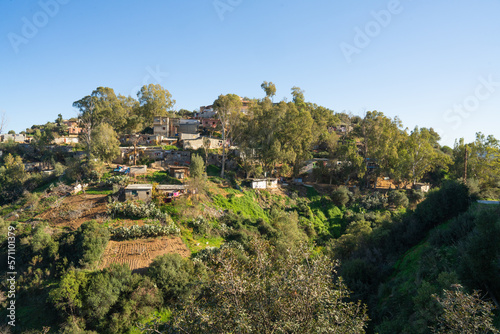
<box><xmin>1</xmin><ymin>84</ymin><xmax>500</xmax><ymax>333</ymax></box>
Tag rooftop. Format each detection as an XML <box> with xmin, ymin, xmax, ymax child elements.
<box><xmin>125</xmin><ymin>184</ymin><xmax>153</xmax><ymax>190</ymax></box>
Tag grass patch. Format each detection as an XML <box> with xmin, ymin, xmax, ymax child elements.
<box><xmin>207</xmin><ymin>164</ymin><xmax>221</xmax><ymax>177</ymax></box>
<box><xmin>84</xmin><ymin>187</ymin><xmax>114</xmax><ymax>195</ymax></box>
<box><xmin>211</xmin><ymin>190</ymin><xmax>269</xmax><ymax>221</ymax></box>
<box><xmin>130</xmin><ymin>308</ymin><xmax>173</xmax><ymax>334</ymax></box>
<box><xmin>162</xmin><ymin>145</ymin><xmax>179</xmax><ymax>151</ymax></box>
<box><xmin>138</xmin><ymin>171</ymin><xmax>182</xmax><ymax>185</ymax></box>
<box><xmin>180</xmin><ymin>226</ymin><xmax>224</xmax><ymax>254</ymax></box>
<box><xmin>306</xmin><ymin>185</ymin><xmax>320</xmax><ymax>199</ymax></box>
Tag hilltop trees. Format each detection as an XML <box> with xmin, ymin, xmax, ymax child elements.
<box><xmin>261</xmin><ymin>81</ymin><xmax>276</xmax><ymax>100</ymax></box>
<box><xmin>90</xmin><ymin>123</ymin><xmax>120</xmax><ymax>164</ymax></box>
<box><xmin>137</xmin><ymin>84</ymin><xmax>175</xmax><ymax>127</ymax></box>
<box><xmin>213</xmin><ymin>94</ymin><xmax>243</xmax><ymax>178</ymax></box>
<box><xmin>73</xmin><ymin>84</ymin><xmax>174</xmax><ymax>153</ymax></box>
<box><xmin>396</xmin><ymin>127</ymin><xmax>452</xmax><ymax>186</ymax></box>
<box><xmin>452</xmin><ymin>133</ymin><xmax>500</xmax><ymax>198</ymax></box>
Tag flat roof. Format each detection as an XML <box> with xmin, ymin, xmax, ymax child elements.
<box><xmin>156</xmin><ymin>185</ymin><xmax>186</xmax><ymax>190</ymax></box>
<box><xmin>125</xmin><ymin>184</ymin><xmax>153</xmax><ymax>190</ymax></box>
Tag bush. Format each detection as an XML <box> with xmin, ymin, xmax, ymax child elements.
<box><xmin>387</xmin><ymin>190</ymin><xmax>409</xmax><ymax>208</ymax></box>
<box><xmin>408</xmin><ymin>189</ymin><xmax>425</xmax><ymax>203</ymax></box>
<box><xmin>75</xmin><ymin>220</ymin><xmax>110</xmax><ymax>268</ymax></box>
<box><xmin>31</xmin><ymin>224</ymin><xmax>52</xmax><ymax>253</ymax></box>
<box><xmin>107</xmin><ymin>201</ymin><xmax>173</xmax><ymax>223</ymax></box>
<box><xmin>103</xmin><ymin>175</ymin><xmax>129</xmax><ymax>187</ymax></box>
<box><xmin>189</xmin><ymin>216</ymin><xmax>211</xmax><ymax>236</ymax></box>
<box><xmin>109</xmin><ymin>224</ymin><xmax>180</xmax><ymax>241</ymax></box>
<box><xmin>148</xmin><ymin>253</ymin><xmax>205</xmax><ymax>301</ymax></box>
<box><xmin>360</xmin><ymin>192</ymin><xmax>387</xmax><ymax>210</ymax></box>
<box><xmin>331</xmin><ymin>186</ymin><xmax>352</xmax><ymax>207</ymax></box>
<box><xmin>0</xmin><ymin>218</ymin><xmax>9</xmax><ymax>243</ymax></box>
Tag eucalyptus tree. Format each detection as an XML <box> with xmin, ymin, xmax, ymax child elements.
<box><xmin>213</xmin><ymin>94</ymin><xmax>242</xmax><ymax>178</ymax></box>
<box><xmin>399</xmin><ymin>127</ymin><xmax>451</xmax><ymax>185</ymax></box>
<box><xmin>359</xmin><ymin>111</ymin><xmax>404</xmax><ymax>187</ymax></box>
<box><xmin>73</xmin><ymin>87</ymin><xmax>126</xmax><ymax>156</ymax></box>
<box><xmin>137</xmin><ymin>84</ymin><xmax>175</xmax><ymax>127</ymax></box>
<box><xmin>260</xmin><ymin>81</ymin><xmax>276</xmax><ymax>101</ymax></box>
<box><xmin>453</xmin><ymin>133</ymin><xmax>500</xmax><ymax>195</ymax></box>
<box><xmin>91</xmin><ymin>123</ymin><xmax>120</xmax><ymax>164</ymax></box>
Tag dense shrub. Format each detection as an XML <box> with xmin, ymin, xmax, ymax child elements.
<box><xmin>109</xmin><ymin>224</ymin><xmax>180</xmax><ymax>241</ymax></box>
<box><xmin>360</xmin><ymin>192</ymin><xmax>387</xmax><ymax>210</ymax></box>
<box><xmin>103</xmin><ymin>175</ymin><xmax>129</xmax><ymax>187</ymax></box>
<box><xmin>162</xmin><ymin>240</ymin><xmax>369</xmax><ymax>333</ymax></box>
<box><xmin>148</xmin><ymin>253</ymin><xmax>206</xmax><ymax>302</ymax></box>
<box><xmin>408</xmin><ymin>189</ymin><xmax>425</xmax><ymax>203</ymax></box>
<box><xmin>107</xmin><ymin>201</ymin><xmax>173</xmax><ymax>223</ymax></box>
<box><xmin>75</xmin><ymin>220</ymin><xmax>110</xmax><ymax>268</ymax></box>
<box><xmin>387</xmin><ymin>190</ymin><xmax>409</xmax><ymax>208</ymax></box>
<box><xmin>189</xmin><ymin>216</ymin><xmax>211</xmax><ymax>235</ymax></box>
<box><xmin>331</xmin><ymin>186</ymin><xmax>352</xmax><ymax>207</ymax></box>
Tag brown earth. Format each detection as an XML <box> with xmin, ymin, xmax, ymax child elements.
<box><xmin>100</xmin><ymin>236</ymin><xmax>190</xmax><ymax>273</ymax></box>
<box><xmin>36</xmin><ymin>194</ymin><xmax>109</xmax><ymax>230</ymax></box>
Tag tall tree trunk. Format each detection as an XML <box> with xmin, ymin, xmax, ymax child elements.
<box><xmin>221</xmin><ymin>126</ymin><xmax>226</xmax><ymax>178</ymax></box>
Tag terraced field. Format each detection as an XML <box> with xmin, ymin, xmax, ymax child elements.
<box><xmin>100</xmin><ymin>236</ymin><xmax>190</xmax><ymax>272</ymax></box>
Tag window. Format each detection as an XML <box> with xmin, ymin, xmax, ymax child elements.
<box><xmin>132</xmin><ymin>190</ymin><xmax>138</xmax><ymax>196</ymax></box>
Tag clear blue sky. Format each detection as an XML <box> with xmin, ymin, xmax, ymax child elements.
<box><xmin>1</xmin><ymin>0</ymin><xmax>500</xmax><ymax>147</ymax></box>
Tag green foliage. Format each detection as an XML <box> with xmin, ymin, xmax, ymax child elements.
<box><xmin>387</xmin><ymin>190</ymin><xmax>409</xmax><ymax>208</ymax></box>
<box><xmin>452</xmin><ymin>134</ymin><xmax>500</xmax><ymax>198</ymax></box>
<box><xmin>0</xmin><ymin>153</ymin><xmax>27</xmax><ymax>204</ymax></box>
<box><xmin>332</xmin><ymin>186</ymin><xmax>352</xmax><ymax>207</ymax></box>
<box><xmin>206</xmin><ymin>164</ymin><xmax>221</xmax><ymax>177</ymax></box>
<box><xmin>103</xmin><ymin>175</ymin><xmax>129</xmax><ymax>187</ymax></box>
<box><xmin>162</xmin><ymin>145</ymin><xmax>179</xmax><ymax>151</ymax></box>
<box><xmin>31</xmin><ymin>224</ymin><xmax>54</xmax><ymax>254</ymax></box>
<box><xmin>75</xmin><ymin>220</ymin><xmax>110</xmax><ymax>268</ymax></box>
<box><xmin>148</xmin><ymin>253</ymin><xmax>205</xmax><ymax>302</ymax></box>
<box><xmin>360</xmin><ymin>192</ymin><xmax>387</xmax><ymax>210</ymax></box>
<box><xmin>91</xmin><ymin>123</ymin><xmax>120</xmax><ymax>163</ymax></box>
<box><xmin>109</xmin><ymin>223</ymin><xmax>180</xmax><ymax>241</ymax></box>
<box><xmin>458</xmin><ymin>207</ymin><xmax>500</xmax><ymax>299</ymax></box>
<box><xmin>137</xmin><ymin>84</ymin><xmax>175</xmax><ymax>126</ymax></box>
<box><xmin>188</xmin><ymin>216</ymin><xmax>211</xmax><ymax>236</ymax></box>
<box><xmin>138</xmin><ymin>170</ymin><xmax>182</xmax><ymax>185</ymax></box>
<box><xmin>211</xmin><ymin>190</ymin><xmax>268</xmax><ymax>221</ymax></box>
<box><xmin>163</xmin><ymin>240</ymin><xmax>369</xmax><ymax>333</ymax></box>
<box><xmin>190</xmin><ymin>154</ymin><xmax>205</xmax><ymax>179</ymax></box>
<box><xmin>409</xmin><ymin>189</ymin><xmax>426</xmax><ymax>203</ymax></box>
<box><xmin>432</xmin><ymin>285</ymin><xmax>499</xmax><ymax>334</ymax></box>
<box><xmin>49</xmin><ymin>269</ymin><xmax>89</xmax><ymax>316</ymax></box>
<box><xmin>0</xmin><ymin>217</ymin><xmax>9</xmax><ymax>243</ymax></box>
<box><xmin>107</xmin><ymin>201</ymin><xmax>174</xmax><ymax>223</ymax></box>
<box><xmin>49</xmin><ymin>264</ymin><xmax>163</xmax><ymax>333</ymax></box>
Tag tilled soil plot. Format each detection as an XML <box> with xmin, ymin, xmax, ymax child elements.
<box><xmin>100</xmin><ymin>236</ymin><xmax>190</xmax><ymax>273</ymax></box>
<box><xmin>36</xmin><ymin>194</ymin><xmax>109</xmax><ymax>229</ymax></box>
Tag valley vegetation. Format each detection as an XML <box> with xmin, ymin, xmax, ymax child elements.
<box><xmin>1</xmin><ymin>82</ymin><xmax>499</xmax><ymax>333</ymax></box>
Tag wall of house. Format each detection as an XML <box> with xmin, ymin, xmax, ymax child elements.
<box><xmin>125</xmin><ymin>189</ymin><xmax>151</xmax><ymax>201</ymax></box>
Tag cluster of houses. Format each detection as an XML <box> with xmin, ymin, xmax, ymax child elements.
<box><xmin>2</xmin><ymin>99</ymin><xmax>433</xmax><ymax>194</ymax></box>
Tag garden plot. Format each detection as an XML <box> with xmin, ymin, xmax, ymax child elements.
<box><xmin>36</xmin><ymin>194</ymin><xmax>109</xmax><ymax>229</ymax></box>
<box><xmin>100</xmin><ymin>236</ymin><xmax>190</xmax><ymax>273</ymax></box>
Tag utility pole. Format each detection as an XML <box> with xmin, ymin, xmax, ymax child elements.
<box><xmin>464</xmin><ymin>145</ymin><xmax>468</xmax><ymax>184</ymax></box>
